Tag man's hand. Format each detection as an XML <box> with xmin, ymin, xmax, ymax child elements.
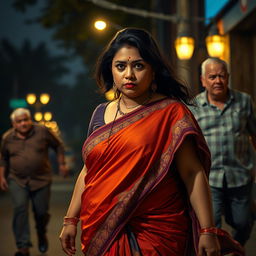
<box><xmin>0</xmin><ymin>176</ymin><xmax>8</xmax><ymax>191</ymax></box>
<box><xmin>59</xmin><ymin>164</ymin><xmax>69</xmax><ymax>178</ymax></box>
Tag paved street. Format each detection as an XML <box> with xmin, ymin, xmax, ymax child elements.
<box><xmin>1</xmin><ymin>176</ymin><xmax>255</xmax><ymax>256</ymax></box>
<box><xmin>0</xmin><ymin>175</ymin><xmax>81</xmax><ymax>256</ymax></box>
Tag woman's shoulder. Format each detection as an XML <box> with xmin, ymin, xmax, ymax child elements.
<box><xmin>87</xmin><ymin>102</ymin><xmax>109</xmax><ymax>137</ymax></box>
<box><xmin>163</xmin><ymin>97</ymin><xmax>190</xmax><ymax>112</ymax></box>
<box><xmin>93</xmin><ymin>102</ymin><xmax>109</xmax><ymax>114</ymax></box>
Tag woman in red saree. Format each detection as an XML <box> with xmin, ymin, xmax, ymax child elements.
<box><xmin>59</xmin><ymin>28</ymin><xmax>244</xmax><ymax>256</ymax></box>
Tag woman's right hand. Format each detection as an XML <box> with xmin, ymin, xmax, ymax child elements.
<box><xmin>59</xmin><ymin>225</ymin><xmax>77</xmax><ymax>255</ymax></box>
<box><xmin>198</xmin><ymin>234</ymin><xmax>221</xmax><ymax>256</ymax></box>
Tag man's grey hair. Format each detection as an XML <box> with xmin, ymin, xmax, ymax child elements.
<box><xmin>201</xmin><ymin>57</ymin><xmax>229</xmax><ymax>77</ymax></box>
<box><xmin>10</xmin><ymin>108</ymin><xmax>31</xmax><ymax>121</ymax></box>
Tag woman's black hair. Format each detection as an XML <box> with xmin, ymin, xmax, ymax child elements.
<box><xmin>95</xmin><ymin>27</ymin><xmax>192</xmax><ymax>104</ymax></box>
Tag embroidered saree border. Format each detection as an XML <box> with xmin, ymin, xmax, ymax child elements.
<box><xmin>85</xmin><ymin>114</ymin><xmax>201</xmax><ymax>256</ymax></box>
<box><xmin>82</xmin><ymin>98</ymin><xmax>172</xmax><ymax>159</ymax></box>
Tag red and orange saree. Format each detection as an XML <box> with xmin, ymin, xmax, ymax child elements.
<box><xmin>80</xmin><ymin>98</ymin><xmax>243</xmax><ymax>256</ymax></box>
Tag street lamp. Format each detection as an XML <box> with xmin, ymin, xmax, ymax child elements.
<box><xmin>175</xmin><ymin>36</ymin><xmax>195</xmax><ymax>60</ymax></box>
<box><xmin>94</xmin><ymin>20</ymin><xmax>107</xmax><ymax>30</ymax></box>
<box><xmin>26</xmin><ymin>93</ymin><xmax>51</xmax><ymax>121</ymax></box>
<box><xmin>40</xmin><ymin>93</ymin><xmax>50</xmax><ymax>105</ymax></box>
<box><xmin>206</xmin><ymin>25</ymin><xmax>225</xmax><ymax>58</ymax></box>
<box><xmin>26</xmin><ymin>93</ymin><xmax>50</xmax><ymax>109</ymax></box>
<box><xmin>94</xmin><ymin>19</ymin><xmax>122</xmax><ymax>32</ymax></box>
<box><xmin>26</xmin><ymin>93</ymin><xmax>37</xmax><ymax>105</ymax></box>
<box><xmin>44</xmin><ymin>112</ymin><xmax>53</xmax><ymax>121</ymax></box>
<box><xmin>89</xmin><ymin>0</ymin><xmax>227</xmax><ymax>61</ymax></box>
<box><xmin>35</xmin><ymin>112</ymin><xmax>53</xmax><ymax>122</ymax></box>
<box><xmin>34</xmin><ymin>112</ymin><xmax>43</xmax><ymax>122</ymax></box>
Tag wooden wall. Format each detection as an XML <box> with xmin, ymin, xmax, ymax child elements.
<box><xmin>230</xmin><ymin>32</ymin><xmax>256</xmax><ymax>100</ymax></box>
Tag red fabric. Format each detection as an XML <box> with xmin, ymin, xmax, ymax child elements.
<box><xmin>79</xmin><ymin>98</ymin><xmax>242</xmax><ymax>256</ymax></box>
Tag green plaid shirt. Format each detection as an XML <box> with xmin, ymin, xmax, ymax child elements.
<box><xmin>190</xmin><ymin>89</ymin><xmax>256</xmax><ymax>188</ymax></box>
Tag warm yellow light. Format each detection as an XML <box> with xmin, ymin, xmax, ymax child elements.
<box><xmin>175</xmin><ymin>37</ymin><xmax>195</xmax><ymax>60</ymax></box>
<box><xmin>50</xmin><ymin>121</ymin><xmax>58</xmax><ymax>129</ymax></box>
<box><xmin>105</xmin><ymin>89</ymin><xmax>115</xmax><ymax>101</ymax></box>
<box><xmin>44</xmin><ymin>112</ymin><xmax>52</xmax><ymax>121</ymax></box>
<box><xmin>40</xmin><ymin>93</ymin><xmax>50</xmax><ymax>104</ymax></box>
<box><xmin>26</xmin><ymin>93</ymin><xmax>37</xmax><ymax>105</ymax></box>
<box><xmin>44</xmin><ymin>121</ymin><xmax>51</xmax><ymax>128</ymax></box>
<box><xmin>34</xmin><ymin>112</ymin><xmax>43</xmax><ymax>122</ymax></box>
<box><xmin>206</xmin><ymin>35</ymin><xmax>225</xmax><ymax>58</ymax></box>
<box><xmin>94</xmin><ymin>20</ymin><xmax>107</xmax><ymax>31</ymax></box>
<box><xmin>45</xmin><ymin>121</ymin><xmax>59</xmax><ymax>133</ymax></box>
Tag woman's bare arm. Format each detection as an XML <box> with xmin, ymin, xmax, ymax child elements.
<box><xmin>65</xmin><ymin>165</ymin><xmax>87</xmax><ymax>217</ymax></box>
<box><xmin>175</xmin><ymin>136</ymin><xmax>220</xmax><ymax>256</ymax></box>
<box><xmin>59</xmin><ymin>165</ymin><xmax>87</xmax><ymax>256</ymax></box>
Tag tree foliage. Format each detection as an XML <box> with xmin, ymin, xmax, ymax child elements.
<box><xmin>0</xmin><ymin>39</ymin><xmax>69</xmax><ymax>133</ymax></box>
<box><xmin>13</xmin><ymin>0</ymin><xmax>154</xmax><ymax>65</ymax></box>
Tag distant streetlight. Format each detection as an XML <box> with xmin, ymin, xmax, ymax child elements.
<box><xmin>26</xmin><ymin>93</ymin><xmax>37</xmax><ymax>105</ymax></box>
<box><xmin>40</xmin><ymin>93</ymin><xmax>50</xmax><ymax>105</ymax></box>
<box><xmin>94</xmin><ymin>20</ymin><xmax>107</xmax><ymax>30</ymax></box>
<box><xmin>94</xmin><ymin>19</ymin><xmax>122</xmax><ymax>32</ymax></box>
<box><xmin>26</xmin><ymin>93</ymin><xmax>51</xmax><ymax>122</ymax></box>
<box><xmin>44</xmin><ymin>112</ymin><xmax>53</xmax><ymax>121</ymax></box>
<box><xmin>34</xmin><ymin>112</ymin><xmax>43</xmax><ymax>122</ymax></box>
<box><xmin>26</xmin><ymin>93</ymin><xmax>50</xmax><ymax>106</ymax></box>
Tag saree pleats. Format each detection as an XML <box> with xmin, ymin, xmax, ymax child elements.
<box><xmin>81</xmin><ymin>99</ymin><xmax>211</xmax><ymax>255</ymax></box>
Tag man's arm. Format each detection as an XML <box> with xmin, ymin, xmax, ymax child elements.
<box><xmin>56</xmin><ymin>151</ymin><xmax>69</xmax><ymax>177</ymax></box>
<box><xmin>0</xmin><ymin>165</ymin><xmax>8</xmax><ymax>191</ymax></box>
<box><xmin>46</xmin><ymin>127</ymin><xmax>69</xmax><ymax>177</ymax></box>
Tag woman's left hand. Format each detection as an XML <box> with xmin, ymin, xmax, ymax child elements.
<box><xmin>198</xmin><ymin>234</ymin><xmax>221</xmax><ymax>256</ymax></box>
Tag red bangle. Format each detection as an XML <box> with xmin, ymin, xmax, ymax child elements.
<box><xmin>63</xmin><ymin>216</ymin><xmax>80</xmax><ymax>226</ymax></box>
<box><xmin>200</xmin><ymin>227</ymin><xmax>218</xmax><ymax>235</ymax></box>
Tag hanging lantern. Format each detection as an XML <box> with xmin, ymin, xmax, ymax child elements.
<box><xmin>175</xmin><ymin>36</ymin><xmax>195</xmax><ymax>60</ymax></box>
<box><xmin>206</xmin><ymin>34</ymin><xmax>225</xmax><ymax>58</ymax></box>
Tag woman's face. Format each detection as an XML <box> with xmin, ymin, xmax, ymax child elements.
<box><xmin>111</xmin><ymin>45</ymin><xmax>154</xmax><ymax>99</ymax></box>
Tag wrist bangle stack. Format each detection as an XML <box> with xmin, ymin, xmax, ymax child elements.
<box><xmin>200</xmin><ymin>227</ymin><xmax>218</xmax><ymax>236</ymax></box>
<box><xmin>63</xmin><ymin>216</ymin><xmax>80</xmax><ymax>226</ymax></box>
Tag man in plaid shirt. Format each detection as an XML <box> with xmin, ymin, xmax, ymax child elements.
<box><xmin>190</xmin><ymin>57</ymin><xmax>256</xmax><ymax>247</ymax></box>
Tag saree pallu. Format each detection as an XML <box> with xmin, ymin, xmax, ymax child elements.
<box><xmin>80</xmin><ymin>98</ymin><xmax>242</xmax><ymax>256</ymax></box>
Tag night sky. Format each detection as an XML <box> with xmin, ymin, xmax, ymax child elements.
<box><xmin>0</xmin><ymin>1</ymin><xmax>84</xmax><ymax>85</ymax></box>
